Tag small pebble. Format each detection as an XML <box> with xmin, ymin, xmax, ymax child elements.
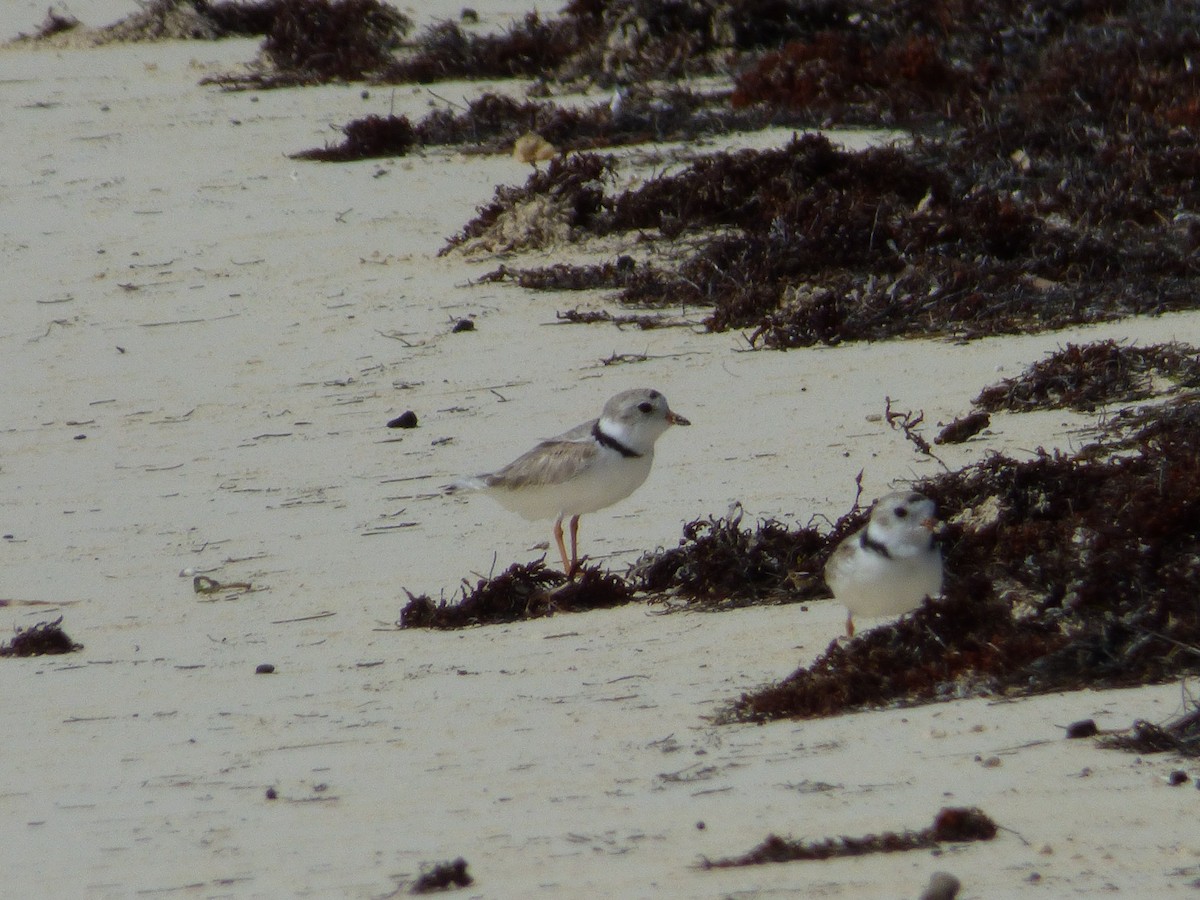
<box><xmin>695</xmin><ymin>821</ymin><xmax>705</xmax><ymax>830</ymax></box>
<box><xmin>1168</xmin><ymin>769</ymin><xmax>1188</xmax><ymax>786</ymax></box>
<box><xmin>451</xmin><ymin>318</ymin><xmax>475</xmax><ymax>333</ymax></box>
<box><xmin>265</xmin><ymin>787</ymin><xmax>278</xmax><ymax>800</ymax></box>
<box><xmin>919</xmin><ymin>871</ymin><xmax>961</xmax><ymax>900</ymax></box>
<box><xmin>1065</xmin><ymin>718</ymin><xmax>1098</xmax><ymax>738</ymax></box>
<box><xmin>387</xmin><ymin>410</ymin><xmax>419</xmax><ymax>429</ymax></box>
<box><xmin>255</xmin><ymin>663</ymin><xmax>275</xmax><ymax>675</ymax></box>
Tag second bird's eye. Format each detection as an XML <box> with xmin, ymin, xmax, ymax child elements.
<box><xmin>895</xmin><ymin>507</ymin><xmax>908</xmax><ymax>518</ymax></box>
<box><xmin>638</xmin><ymin>402</ymin><xmax>654</xmax><ymax>413</ymax></box>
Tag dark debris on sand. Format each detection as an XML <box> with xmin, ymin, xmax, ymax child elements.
<box><xmin>1101</xmin><ymin>702</ymin><xmax>1200</xmax><ymax>757</ymax></box>
<box><xmin>409</xmin><ymin>857</ymin><xmax>473</xmax><ymax>894</ymax></box>
<box><xmin>702</xmin><ymin>806</ymin><xmax>996</xmax><ymax>868</ymax></box>
<box><xmin>974</xmin><ymin>341</ymin><xmax>1200</xmax><ymax>413</ymax></box>
<box><xmin>292</xmin><ymin>87</ymin><xmax>782</xmax><ymax>163</ymax></box>
<box><xmin>628</xmin><ymin>506</ymin><xmax>832</xmax><ymax>609</ymax></box>
<box><xmin>399</xmin><ymin>561</ymin><xmax>633</xmax><ymax>629</ymax></box>
<box><xmin>0</xmin><ymin>617</ymin><xmax>83</xmax><ymax>657</ymax></box>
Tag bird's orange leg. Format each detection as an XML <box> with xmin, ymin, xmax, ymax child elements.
<box><xmin>567</xmin><ymin>515</ymin><xmax>582</xmax><ymax>577</ymax></box>
<box><xmin>553</xmin><ymin>516</ymin><xmax>571</xmax><ymax>575</ymax></box>
<box><xmin>846</xmin><ymin>613</ymin><xmax>856</xmax><ymax>638</ymax></box>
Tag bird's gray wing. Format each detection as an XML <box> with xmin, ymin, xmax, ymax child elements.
<box><xmin>485</xmin><ymin>437</ymin><xmax>600</xmax><ymax>489</ymax></box>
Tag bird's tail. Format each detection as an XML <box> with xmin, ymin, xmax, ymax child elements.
<box><xmin>443</xmin><ymin>476</ymin><xmax>488</xmax><ymax>495</ymax></box>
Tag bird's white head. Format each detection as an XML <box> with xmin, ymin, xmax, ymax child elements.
<box><xmin>599</xmin><ymin>388</ymin><xmax>690</xmax><ymax>455</ymax></box>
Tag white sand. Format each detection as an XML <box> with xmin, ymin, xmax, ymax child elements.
<box><xmin>2</xmin><ymin>3</ymin><xmax>1198</xmax><ymax>896</ymax></box>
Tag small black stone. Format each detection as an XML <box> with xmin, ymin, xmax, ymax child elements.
<box><xmin>387</xmin><ymin>410</ymin><xmax>419</xmax><ymax>429</ymax></box>
<box><xmin>1168</xmin><ymin>769</ymin><xmax>1188</xmax><ymax>786</ymax></box>
<box><xmin>1065</xmin><ymin>719</ymin><xmax>1098</xmax><ymax>739</ymax></box>
<box><xmin>266</xmin><ymin>787</ymin><xmax>278</xmax><ymax>799</ymax></box>
<box><xmin>256</xmin><ymin>663</ymin><xmax>276</xmax><ymax>674</ymax></box>
<box><xmin>451</xmin><ymin>318</ymin><xmax>475</xmax><ymax>333</ymax></box>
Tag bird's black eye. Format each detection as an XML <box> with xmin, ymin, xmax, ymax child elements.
<box><xmin>638</xmin><ymin>402</ymin><xmax>654</xmax><ymax>414</ymax></box>
<box><xmin>895</xmin><ymin>506</ymin><xmax>908</xmax><ymax>518</ymax></box>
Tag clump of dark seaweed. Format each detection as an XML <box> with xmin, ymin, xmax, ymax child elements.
<box><xmin>292</xmin><ymin>113</ymin><xmax>414</xmax><ymax>161</ymax></box>
<box><xmin>0</xmin><ymin>617</ymin><xmax>83</xmax><ymax>657</ymax></box>
<box><xmin>702</xmin><ymin>806</ymin><xmax>996</xmax><ymax>868</ymax></box>
<box><xmin>1101</xmin><ymin>699</ymin><xmax>1200</xmax><ymax>757</ymax></box>
<box><xmin>628</xmin><ymin>508</ymin><xmax>830</xmax><ymax>609</ymax></box>
<box><xmin>18</xmin><ymin>6</ymin><xmax>81</xmax><ymax>40</ymax></box>
<box><xmin>726</xmin><ymin>385</ymin><xmax>1200</xmax><ymax>722</ymax></box>
<box><xmin>195</xmin><ymin>0</ymin><xmax>411</xmax><ymax>87</ymax></box>
<box><xmin>935</xmin><ymin>411</ymin><xmax>990</xmax><ymax>445</ymax></box>
<box><xmin>259</xmin><ymin>0</ymin><xmax>411</xmax><ymax>82</ymax></box>
<box><xmin>461</xmin><ymin>127</ymin><xmax>1200</xmax><ymax>344</ymax></box>
<box><xmin>731</xmin><ymin>33</ymin><xmax>957</xmax><ymax>126</ymax></box>
<box><xmin>379</xmin><ymin>13</ymin><xmax>578</xmax><ymax>84</ymax></box>
<box><xmin>399</xmin><ymin>561</ymin><xmax>633</xmax><ymax>629</ymax></box>
<box><xmin>974</xmin><ymin>341</ymin><xmax>1200</xmax><ymax>413</ymax></box>
<box><xmin>291</xmin><ymin>86</ymin><xmax>783</xmax><ymax>162</ymax></box>
<box><xmin>410</xmin><ymin>857</ymin><xmax>473</xmax><ymax>893</ymax></box>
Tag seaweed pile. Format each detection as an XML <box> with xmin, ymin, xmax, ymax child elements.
<box><xmin>628</xmin><ymin>505</ymin><xmax>836</xmax><ymax>609</ymax></box>
<box><xmin>974</xmin><ymin>340</ymin><xmax>1200</xmax><ymax>413</ymax></box>
<box><xmin>1102</xmin><ymin>701</ymin><xmax>1200</xmax><ymax>757</ymax></box>
<box><xmin>291</xmin><ymin>87</ymin><xmax>780</xmax><ymax>162</ymax></box>
<box><xmin>444</xmin><ymin>1</ymin><xmax>1200</xmax><ymax>346</ymax></box>
<box><xmin>702</xmin><ymin>806</ymin><xmax>996</xmax><ymax>868</ymax></box>
<box><xmin>0</xmin><ymin>618</ymin><xmax>83</xmax><ymax>657</ymax></box>
<box><xmin>399</xmin><ymin>561</ymin><xmax>632</xmax><ymax>629</ymax></box>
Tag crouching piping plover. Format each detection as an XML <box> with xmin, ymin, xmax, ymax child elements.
<box><xmin>453</xmin><ymin>388</ymin><xmax>690</xmax><ymax>576</ymax></box>
<box><xmin>823</xmin><ymin>491</ymin><xmax>943</xmax><ymax>636</ymax></box>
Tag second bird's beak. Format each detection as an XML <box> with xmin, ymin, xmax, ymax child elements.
<box><xmin>667</xmin><ymin>411</ymin><xmax>691</xmax><ymax>426</ymax></box>
<box><xmin>921</xmin><ymin>516</ymin><xmax>939</xmax><ymax>531</ymax></box>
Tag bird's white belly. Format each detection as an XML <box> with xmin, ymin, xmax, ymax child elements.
<box><xmin>491</xmin><ymin>454</ymin><xmax>653</xmax><ymax>520</ymax></box>
<box><xmin>833</xmin><ymin>552</ymin><xmax>943</xmax><ymax>619</ymax></box>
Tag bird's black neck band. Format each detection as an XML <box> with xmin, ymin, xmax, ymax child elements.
<box><xmin>859</xmin><ymin>529</ymin><xmax>892</xmax><ymax>559</ymax></box>
<box><xmin>592</xmin><ymin>421</ymin><xmax>641</xmax><ymax>458</ymax></box>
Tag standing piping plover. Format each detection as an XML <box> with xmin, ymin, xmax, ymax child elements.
<box><xmin>824</xmin><ymin>491</ymin><xmax>944</xmax><ymax>636</ymax></box>
<box><xmin>454</xmin><ymin>388</ymin><xmax>690</xmax><ymax>576</ymax></box>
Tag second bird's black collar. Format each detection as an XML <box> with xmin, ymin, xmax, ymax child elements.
<box><xmin>859</xmin><ymin>529</ymin><xmax>891</xmax><ymax>558</ymax></box>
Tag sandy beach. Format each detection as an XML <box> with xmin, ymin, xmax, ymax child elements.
<box><xmin>2</xmin><ymin>2</ymin><xmax>1198</xmax><ymax>896</ymax></box>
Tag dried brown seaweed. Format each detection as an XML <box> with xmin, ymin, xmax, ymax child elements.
<box><xmin>628</xmin><ymin>509</ymin><xmax>828</xmax><ymax>609</ymax></box>
<box><xmin>974</xmin><ymin>341</ymin><xmax>1200</xmax><ymax>413</ymax></box>
<box><xmin>410</xmin><ymin>857</ymin><xmax>472</xmax><ymax>894</ymax></box>
<box><xmin>702</xmin><ymin>807</ymin><xmax>996</xmax><ymax>868</ymax></box>
<box><xmin>426</xmin><ymin>3</ymin><xmax>1200</xmax><ymax>346</ymax></box>
<box><xmin>399</xmin><ymin>561</ymin><xmax>633</xmax><ymax>629</ymax></box>
<box><xmin>0</xmin><ymin>617</ymin><xmax>83</xmax><ymax>657</ymax></box>
<box><xmin>1102</xmin><ymin>704</ymin><xmax>1200</xmax><ymax>757</ymax></box>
